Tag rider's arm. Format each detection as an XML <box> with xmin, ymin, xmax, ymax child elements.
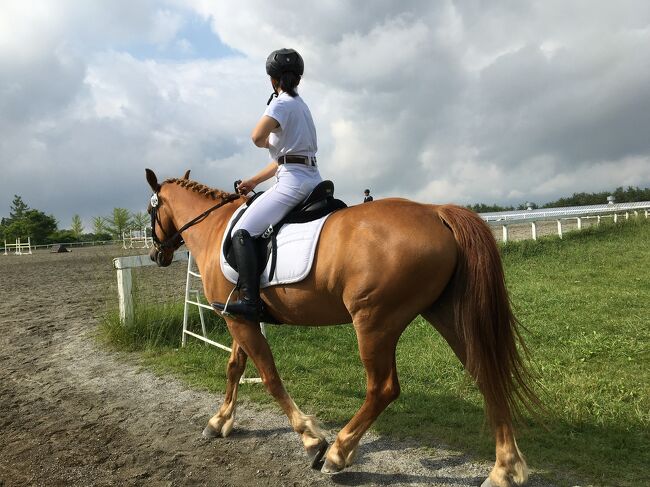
<box><xmin>237</xmin><ymin>161</ymin><xmax>279</xmax><ymax>194</ymax></box>
<box><xmin>251</xmin><ymin>115</ymin><xmax>279</xmax><ymax>148</ymax></box>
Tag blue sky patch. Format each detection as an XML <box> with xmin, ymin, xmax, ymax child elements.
<box><xmin>127</xmin><ymin>14</ymin><xmax>239</xmax><ymax>61</ymax></box>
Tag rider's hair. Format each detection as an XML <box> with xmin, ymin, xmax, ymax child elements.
<box><xmin>278</xmin><ymin>71</ymin><xmax>300</xmax><ymax>97</ymax></box>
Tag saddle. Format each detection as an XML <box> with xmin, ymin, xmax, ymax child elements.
<box><xmin>222</xmin><ymin>180</ymin><xmax>347</xmax><ymax>280</ymax></box>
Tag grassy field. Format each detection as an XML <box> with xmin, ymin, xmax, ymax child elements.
<box><xmin>100</xmin><ymin>219</ymin><xmax>650</xmax><ymax>486</ymax></box>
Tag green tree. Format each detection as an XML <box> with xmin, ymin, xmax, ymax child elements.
<box><xmin>8</xmin><ymin>195</ymin><xmax>29</xmax><ymax>223</ymax></box>
<box><xmin>71</xmin><ymin>215</ymin><xmax>84</xmax><ymax>239</ymax></box>
<box><xmin>92</xmin><ymin>216</ymin><xmax>106</xmax><ymax>235</ymax></box>
<box><xmin>4</xmin><ymin>209</ymin><xmax>57</xmax><ymax>244</ymax></box>
<box><xmin>104</xmin><ymin>208</ymin><xmax>131</xmax><ymax>237</ymax></box>
<box><xmin>130</xmin><ymin>211</ymin><xmax>149</xmax><ymax>231</ymax></box>
<box><xmin>47</xmin><ymin>230</ymin><xmax>77</xmax><ymax>244</ymax></box>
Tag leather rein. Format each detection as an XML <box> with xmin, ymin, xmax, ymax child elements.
<box><xmin>149</xmin><ymin>190</ymin><xmax>240</xmax><ymax>252</ymax></box>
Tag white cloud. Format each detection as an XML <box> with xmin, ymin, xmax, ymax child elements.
<box><xmin>2</xmin><ymin>0</ymin><xmax>650</xmax><ymax>227</ymax></box>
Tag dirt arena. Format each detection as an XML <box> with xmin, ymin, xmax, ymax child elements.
<box><xmin>0</xmin><ymin>239</ymin><xmax>557</xmax><ymax>486</ymax></box>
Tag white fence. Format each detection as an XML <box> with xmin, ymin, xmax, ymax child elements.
<box><xmin>112</xmin><ymin>250</ymin><xmax>263</xmax><ymax>383</ymax></box>
<box><xmin>479</xmin><ymin>201</ymin><xmax>650</xmax><ymax>243</ymax></box>
<box><xmin>122</xmin><ymin>228</ymin><xmax>153</xmax><ymax>249</ymax></box>
<box><xmin>3</xmin><ymin>237</ymin><xmax>32</xmax><ymax>255</ymax></box>
<box><xmin>112</xmin><ymin>251</ymin><xmax>189</xmax><ymax>324</ymax></box>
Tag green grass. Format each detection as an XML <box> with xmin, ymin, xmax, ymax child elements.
<box><xmin>99</xmin><ymin>219</ymin><xmax>650</xmax><ymax>486</ymax></box>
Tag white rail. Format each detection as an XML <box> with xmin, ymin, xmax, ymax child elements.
<box><xmin>3</xmin><ymin>237</ymin><xmax>32</xmax><ymax>255</ymax></box>
<box><xmin>183</xmin><ymin>252</ymin><xmax>264</xmax><ymax>383</ymax></box>
<box><xmin>112</xmin><ymin>250</ymin><xmax>264</xmax><ymax>383</ymax></box>
<box><xmin>122</xmin><ymin>228</ymin><xmax>153</xmax><ymax>249</ymax></box>
<box><xmin>112</xmin><ymin>251</ymin><xmax>189</xmax><ymax>324</ymax></box>
<box><xmin>479</xmin><ymin>201</ymin><xmax>650</xmax><ymax>243</ymax></box>
<box><xmin>480</xmin><ymin>201</ymin><xmax>650</xmax><ymax>223</ymax></box>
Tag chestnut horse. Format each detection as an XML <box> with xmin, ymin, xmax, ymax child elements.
<box><xmin>145</xmin><ymin>169</ymin><xmax>538</xmax><ymax>487</ymax></box>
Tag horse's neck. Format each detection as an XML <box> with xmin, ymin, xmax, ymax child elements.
<box><xmin>171</xmin><ymin>189</ymin><xmax>240</xmax><ymax>272</ymax></box>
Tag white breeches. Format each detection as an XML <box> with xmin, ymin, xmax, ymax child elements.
<box><xmin>232</xmin><ymin>164</ymin><xmax>322</xmax><ymax>237</ymax></box>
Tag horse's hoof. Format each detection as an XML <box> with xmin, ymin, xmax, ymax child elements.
<box><xmin>481</xmin><ymin>479</ymin><xmax>496</xmax><ymax>487</ymax></box>
<box><xmin>308</xmin><ymin>440</ymin><xmax>328</xmax><ymax>470</ymax></box>
<box><xmin>221</xmin><ymin>416</ymin><xmax>235</xmax><ymax>438</ymax></box>
<box><xmin>202</xmin><ymin>424</ymin><xmax>220</xmax><ymax>439</ymax></box>
<box><xmin>321</xmin><ymin>457</ymin><xmax>344</xmax><ymax>475</ymax></box>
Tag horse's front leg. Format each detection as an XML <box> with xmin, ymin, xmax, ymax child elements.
<box><xmin>218</xmin><ymin>318</ymin><xmax>329</xmax><ymax>467</ymax></box>
<box><xmin>203</xmin><ymin>340</ymin><xmax>247</xmax><ymax>438</ymax></box>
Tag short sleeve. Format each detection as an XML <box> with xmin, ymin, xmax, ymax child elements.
<box><xmin>264</xmin><ymin>97</ymin><xmax>289</xmax><ymax>129</ymax></box>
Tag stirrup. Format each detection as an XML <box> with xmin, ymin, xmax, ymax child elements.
<box><xmin>220</xmin><ymin>285</ymin><xmax>238</xmax><ymax>318</ymax></box>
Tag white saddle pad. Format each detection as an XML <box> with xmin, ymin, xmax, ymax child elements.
<box><xmin>220</xmin><ymin>205</ymin><xmax>332</xmax><ymax>288</ymax></box>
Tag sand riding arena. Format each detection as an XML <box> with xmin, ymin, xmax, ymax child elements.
<box><xmin>0</xmin><ymin>242</ymin><xmax>559</xmax><ymax>487</ymax></box>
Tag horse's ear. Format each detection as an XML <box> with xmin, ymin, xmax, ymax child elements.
<box><xmin>182</xmin><ymin>169</ymin><xmax>191</xmax><ymax>180</ymax></box>
<box><xmin>145</xmin><ymin>168</ymin><xmax>160</xmax><ymax>192</ymax></box>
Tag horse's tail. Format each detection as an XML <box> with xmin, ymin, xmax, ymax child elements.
<box><xmin>436</xmin><ymin>205</ymin><xmax>539</xmax><ymax>427</ymax></box>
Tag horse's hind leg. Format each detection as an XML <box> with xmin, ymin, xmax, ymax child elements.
<box><xmin>203</xmin><ymin>340</ymin><xmax>247</xmax><ymax>438</ymax></box>
<box><xmin>322</xmin><ymin>316</ymin><xmax>404</xmax><ymax>474</ymax></box>
<box><xmin>422</xmin><ymin>304</ymin><xmax>528</xmax><ymax>487</ymax></box>
<box><xmin>216</xmin><ymin>318</ymin><xmax>328</xmax><ymax>466</ymax></box>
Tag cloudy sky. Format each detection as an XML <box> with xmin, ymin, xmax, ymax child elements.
<box><xmin>1</xmin><ymin>1</ymin><xmax>649</xmax><ymax>228</ymax></box>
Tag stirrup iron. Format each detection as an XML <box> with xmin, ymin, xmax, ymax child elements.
<box><xmin>220</xmin><ymin>285</ymin><xmax>239</xmax><ymax>318</ymax></box>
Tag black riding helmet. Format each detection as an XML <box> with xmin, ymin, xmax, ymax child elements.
<box><xmin>266</xmin><ymin>48</ymin><xmax>304</xmax><ymax>79</ymax></box>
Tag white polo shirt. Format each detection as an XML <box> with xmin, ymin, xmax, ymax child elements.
<box><xmin>264</xmin><ymin>93</ymin><xmax>317</xmax><ymax>161</ymax></box>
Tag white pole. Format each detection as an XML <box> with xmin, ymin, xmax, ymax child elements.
<box><xmin>182</xmin><ymin>253</ymin><xmax>194</xmax><ymax>347</ymax></box>
<box><xmin>116</xmin><ymin>268</ymin><xmax>133</xmax><ymax>324</ymax></box>
<box><xmin>557</xmin><ymin>220</ymin><xmax>563</xmax><ymax>239</ymax></box>
<box><xmin>531</xmin><ymin>221</ymin><xmax>537</xmax><ymax>240</ymax></box>
<box><xmin>577</xmin><ymin>217</ymin><xmax>582</xmax><ymax>231</ymax></box>
<box><xmin>113</xmin><ymin>251</ymin><xmax>189</xmax><ymax>325</ymax></box>
<box><xmin>614</xmin><ymin>213</ymin><xmax>618</xmax><ymax>223</ymax></box>
<box><xmin>502</xmin><ymin>225</ymin><xmax>508</xmax><ymax>243</ymax></box>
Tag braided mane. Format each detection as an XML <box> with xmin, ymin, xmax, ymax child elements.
<box><xmin>164</xmin><ymin>178</ymin><xmax>238</xmax><ymax>201</ymax></box>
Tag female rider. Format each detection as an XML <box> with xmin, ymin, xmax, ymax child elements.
<box><xmin>221</xmin><ymin>48</ymin><xmax>322</xmax><ymax>321</ymax></box>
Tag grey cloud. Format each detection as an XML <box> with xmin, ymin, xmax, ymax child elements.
<box><xmin>3</xmin><ymin>1</ymin><xmax>650</xmax><ymax>227</ymax></box>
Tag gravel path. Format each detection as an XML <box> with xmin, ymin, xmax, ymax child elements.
<box><xmin>0</xmin><ymin>246</ymin><xmax>557</xmax><ymax>486</ymax></box>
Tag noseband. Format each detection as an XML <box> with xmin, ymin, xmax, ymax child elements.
<box><xmin>149</xmin><ymin>191</ymin><xmax>240</xmax><ymax>253</ymax></box>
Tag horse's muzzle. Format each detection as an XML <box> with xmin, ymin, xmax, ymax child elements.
<box><xmin>150</xmin><ymin>247</ymin><xmax>172</xmax><ymax>267</ymax></box>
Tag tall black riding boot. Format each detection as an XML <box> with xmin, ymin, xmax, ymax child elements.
<box><xmin>215</xmin><ymin>229</ymin><xmax>261</xmax><ymax>321</ymax></box>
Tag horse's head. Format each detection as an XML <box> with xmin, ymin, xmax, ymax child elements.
<box><xmin>145</xmin><ymin>168</ymin><xmax>190</xmax><ymax>267</ymax></box>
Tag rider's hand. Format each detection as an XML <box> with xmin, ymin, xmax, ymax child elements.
<box><xmin>237</xmin><ymin>179</ymin><xmax>257</xmax><ymax>195</ymax></box>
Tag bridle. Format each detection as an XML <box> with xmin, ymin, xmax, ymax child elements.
<box><xmin>149</xmin><ymin>189</ymin><xmax>240</xmax><ymax>255</ymax></box>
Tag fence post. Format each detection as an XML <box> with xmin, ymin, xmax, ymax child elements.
<box><xmin>557</xmin><ymin>220</ymin><xmax>563</xmax><ymax>239</ymax></box>
<box><xmin>116</xmin><ymin>267</ymin><xmax>133</xmax><ymax>324</ymax></box>
<box><xmin>531</xmin><ymin>221</ymin><xmax>537</xmax><ymax>240</ymax></box>
<box><xmin>577</xmin><ymin>217</ymin><xmax>582</xmax><ymax>230</ymax></box>
<box><xmin>502</xmin><ymin>225</ymin><xmax>509</xmax><ymax>243</ymax></box>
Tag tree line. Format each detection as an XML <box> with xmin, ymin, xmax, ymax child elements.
<box><xmin>465</xmin><ymin>185</ymin><xmax>650</xmax><ymax>213</ymax></box>
<box><xmin>0</xmin><ymin>195</ymin><xmax>149</xmax><ymax>245</ymax></box>
<box><xmin>2</xmin><ymin>185</ymin><xmax>649</xmax><ymax>245</ymax></box>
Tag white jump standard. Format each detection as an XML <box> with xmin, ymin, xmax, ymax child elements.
<box><xmin>3</xmin><ymin>237</ymin><xmax>32</xmax><ymax>255</ymax></box>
